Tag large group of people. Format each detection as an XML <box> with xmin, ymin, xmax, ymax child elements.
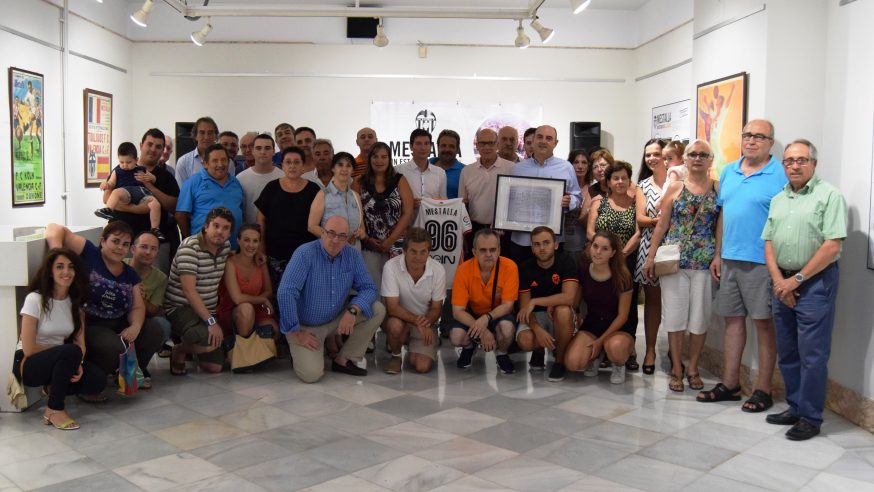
<box><xmin>13</xmin><ymin>117</ymin><xmax>846</xmax><ymax>443</ymax></box>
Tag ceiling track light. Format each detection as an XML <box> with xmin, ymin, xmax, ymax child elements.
<box><xmin>373</xmin><ymin>19</ymin><xmax>389</xmax><ymax>47</ymax></box>
<box><xmin>530</xmin><ymin>17</ymin><xmax>554</xmax><ymax>44</ymax></box>
<box><xmin>571</xmin><ymin>0</ymin><xmax>592</xmax><ymax>14</ymax></box>
<box><xmin>514</xmin><ymin>20</ymin><xmax>530</xmax><ymax>49</ymax></box>
<box><xmin>190</xmin><ymin>21</ymin><xmax>213</xmax><ymax>46</ymax></box>
<box><xmin>130</xmin><ymin>0</ymin><xmax>154</xmax><ymax>27</ymax></box>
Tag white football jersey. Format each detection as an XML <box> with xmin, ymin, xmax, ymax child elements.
<box><xmin>414</xmin><ymin>197</ymin><xmax>472</xmax><ymax>286</ymax></box>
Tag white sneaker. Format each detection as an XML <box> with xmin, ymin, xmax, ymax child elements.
<box><xmin>610</xmin><ymin>363</ymin><xmax>626</xmax><ymax>384</ymax></box>
<box><xmin>583</xmin><ymin>358</ymin><xmax>599</xmax><ymax>377</ymax></box>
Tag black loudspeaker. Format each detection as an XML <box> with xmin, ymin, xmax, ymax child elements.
<box><xmin>569</xmin><ymin>122</ymin><xmax>601</xmax><ymax>154</ymax></box>
<box><xmin>347</xmin><ymin>17</ymin><xmax>378</xmax><ymax>38</ymax></box>
<box><xmin>175</xmin><ymin>122</ymin><xmax>196</xmax><ymax>160</ymax></box>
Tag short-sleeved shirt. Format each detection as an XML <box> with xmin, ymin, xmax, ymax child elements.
<box><xmin>761</xmin><ymin>176</ymin><xmax>847</xmax><ymax>270</ymax></box>
<box><xmin>236</xmin><ymin>167</ymin><xmax>284</xmax><ymax>223</ymax></box>
<box><xmin>458</xmin><ymin>157</ymin><xmax>515</xmax><ymax>224</ymax></box>
<box><xmin>164</xmin><ymin>232</ymin><xmax>231</xmax><ymax>313</ymax></box>
<box><xmin>176</xmin><ymin>148</ymin><xmax>237</xmax><ymax>187</ymax></box>
<box><xmin>717</xmin><ymin>156</ymin><xmax>787</xmax><ymax>264</ymax></box>
<box><xmin>519</xmin><ymin>252</ymin><xmax>579</xmax><ymax>312</ymax></box>
<box><xmin>452</xmin><ymin>256</ymin><xmax>519</xmax><ymax>317</ymax></box>
<box><xmin>396</xmin><ymin>161</ymin><xmax>447</xmax><ymax>200</ymax></box>
<box><xmin>124</xmin><ymin>259</ymin><xmax>167</xmax><ymax>308</ymax></box>
<box><xmin>176</xmin><ymin>168</ymin><xmax>245</xmax><ymax>249</ymax></box>
<box><xmin>381</xmin><ymin>255</ymin><xmax>447</xmax><ymax>316</ymax></box>
<box><xmin>429</xmin><ymin>157</ymin><xmax>465</xmax><ymax>199</ymax></box>
<box><xmin>80</xmin><ymin>240</ymin><xmax>141</xmax><ymax>321</ymax></box>
<box><xmin>579</xmin><ymin>262</ymin><xmax>631</xmax><ymax>332</ymax></box>
<box><xmin>112</xmin><ymin>164</ymin><xmax>180</xmax><ymax>236</ymax></box>
<box><xmin>255</xmin><ymin>179</ymin><xmax>320</xmax><ymax>260</ymax></box>
<box><xmin>17</xmin><ymin>292</ymin><xmax>74</xmax><ymax>350</ymax></box>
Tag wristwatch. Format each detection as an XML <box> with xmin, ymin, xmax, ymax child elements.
<box><xmin>793</xmin><ymin>273</ymin><xmax>806</xmax><ymax>284</ymax></box>
<box><xmin>203</xmin><ymin>316</ymin><xmax>217</xmax><ymax>327</ymax></box>
<box><xmin>347</xmin><ymin>306</ymin><xmax>359</xmax><ymax>316</ymax></box>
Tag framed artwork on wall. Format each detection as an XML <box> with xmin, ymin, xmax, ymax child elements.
<box><xmin>8</xmin><ymin>67</ymin><xmax>45</xmax><ymax>207</ymax></box>
<box><xmin>696</xmin><ymin>71</ymin><xmax>748</xmax><ymax>177</ymax></box>
<box><xmin>84</xmin><ymin>88</ymin><xmax>113</xmax><ymax>188</ymax></box>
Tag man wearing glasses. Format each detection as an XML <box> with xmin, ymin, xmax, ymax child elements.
<box><xmin>277</xmin><ymin>215</ymin><xmax>385</xmax><ymax>383</ymax></box>
<box><xmin>762</xmin><ymin>139</ymin><xmax>846</xmax><ymax>440</ymax></box>
<box><xmin>698</xmin><ymin>119</ymin><xmax>787</xmax><ymax>413</ymax></box>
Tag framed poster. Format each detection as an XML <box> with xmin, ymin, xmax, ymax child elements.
<box><xmin>8</xmin><ymin>67</ymin><xmax>45</xmax><ymax>206</ymax></box>
<box><xmin>493</xmin><ymin>175</ymin><xmax>566</xmax><ymax>234</ymax></box>
<box><xmin>84</xmin><ymin>89</ymin><xmax>113</xmax><ymax>187</ymax></box>
<box><xmin>696</xmin><ymin>72</ymin><xmax>748</xmax><ymax>176</ymax></box>
<box><xmin>651</xmin><ymin>99</ymin><xmax>690</xmax><ymax>142</ymax></box>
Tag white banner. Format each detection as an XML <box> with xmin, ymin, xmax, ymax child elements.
<box><xmin>371</xmin><ymin>101</ymin><xmax>542</xmax><ymax>165</ymax></box>
<box><xmin>651</xmin><ymin>99</ymin><xmax>691</xmax><ymax>141</ymax></box>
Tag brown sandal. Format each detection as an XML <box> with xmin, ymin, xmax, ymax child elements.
<box><xmin>669</xmin><ymin>374</ymin><xmax>685</xmax><ymax>392</ymax></box>
<box><xmin>686</xmin><ymin>373</ymin><xmax>704</xmax><ymax>390</ymax></box>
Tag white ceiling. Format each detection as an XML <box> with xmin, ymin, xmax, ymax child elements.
<box><xmin>196</xmin><ymin>0</ymin><xmax>650</xmax><ymax>10</ymax></box>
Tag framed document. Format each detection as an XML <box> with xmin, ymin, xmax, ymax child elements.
<box><xmin>84</xmin><ymin>88</ymin><xmax>113</xmax><ymax>188</ymax></box>
<box><xmin>493</xmin><ymin>175</ymin><xmax>566</xmax><ymax>234</ymax></box>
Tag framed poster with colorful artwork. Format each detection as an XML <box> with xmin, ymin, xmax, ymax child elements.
<box><xmin>84</xmin><ymin>88</ymin><xmax>113</xmax><ymax>188</ymax></box>
<box><xmin>8</xmin><ymin>67</ymin><xmax>45</xmax><ymax>206</ymax></box>
<box><xmin>696</xmin><ymin>72</ymin><xmax>748</xmax><ymax>176</ymax></box>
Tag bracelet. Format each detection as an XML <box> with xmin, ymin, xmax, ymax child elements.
<box><xmin>485</xmin><ymin>313</ymin><xmax>493</xmax><ymax>323</ymax></box>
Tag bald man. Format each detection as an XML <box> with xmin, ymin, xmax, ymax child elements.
<box><xmin>354</xmin><ymin>127</ymin><xmax>377</xmax><ymax>178</ymax></box>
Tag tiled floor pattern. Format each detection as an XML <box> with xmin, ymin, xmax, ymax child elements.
<box><xmin>2</xmin><ymin>329</ymin><xmax>874</xmax><ymax>491</ymax></box>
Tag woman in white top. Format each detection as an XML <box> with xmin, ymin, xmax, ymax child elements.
<box><xmin>14</xmin><ymin>248</ymin><xmax>107</xmax><ymax>430</ymax></box>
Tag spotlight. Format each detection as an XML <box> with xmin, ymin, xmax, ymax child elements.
<box><xmin>571</xmin><ymin>0</ymin><xmax>592</xmax><ymax>14</ymax></box>
<box><xmin>418</xmin><ymin>42</ymin><xmax>427</xmax><ymax>58</ymax></box>
<box><xmin>514</xmin><ymin>20</ymin><xmax>530</xmax><ymax>49</ymax></box>
<box><xmin>530</xmin><ymin>18</ymin><xmax>554</xmax><ymax>44</ymax></box>
<box><xmin>373</xmin><ymin>19</ymin><xmax>389</xmax><ymax>47</ymax></box>
<box><xmin>130</xmin><ymin>0</ymin><xmax>154</xmax><ymax>27</ymax></box>
<box><xmin>190</xmin><ymin>22</ymin><xmax>212</xmax><ymax>46</ymax></box>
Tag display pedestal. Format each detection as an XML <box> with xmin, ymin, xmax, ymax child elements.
<box><xmin>0</xmin><ymin>226</ymin><xmax>102</xmax><ymax>412</ymax></box>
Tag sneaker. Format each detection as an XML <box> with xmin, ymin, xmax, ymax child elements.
<box><xmin>457</xmin><ymin>345</ymin><xmax>476</xmax><ymax>369</ymax></box>
<box><xmin>610</xmin><ymin>363</ymin><xmax>626</xmax><ymax>384</ymax></box>
<box><xmin>529</xmin><ymin>348</ymin><xmax>545</xmax><ymax>371</ymax></box>
<box><xmin>583</xmin><ymin>358</ymin><xmax>600</xmax><ymax>377</ymax></box>
<box><xmin>384</xmin><ymin>356</ymin><xmax>402</xmax><ymax>375</ymax></box>
<box><xmin>150</xmin><ymin>227</ymin><xmax>167</xmax><ymax>243</ymax></box>
<box><xmin>496</xmin><ymin>354</ymin><xmax>515</xmax><ymax>374</ymax></box>
<box><xmin>547</xmin><ymin>362</ymin><xmax>566</xmax><ymax>382</ymax></box>
<box><xmin>94</xmin><ymin>207</ymin><xmax>115</xmax><ymax>221</ymax></box>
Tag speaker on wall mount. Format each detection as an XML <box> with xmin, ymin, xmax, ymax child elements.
<box><xmin>569</xmin><ymin>121</ymin><xmax>601</xmax><ymax>154</ymax></box>
<box><xmin>175</xmin><ymin>122</ymin><xmax>196</xmax><ymax>163</ymax></box>
<box><xmin>347</xmin><ymin>17</ymin><xmax>379</xmax><ymax>38</ymax></box>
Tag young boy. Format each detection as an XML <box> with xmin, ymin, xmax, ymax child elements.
<box><xmin>95</xmin><ymin>142</ymin><xmax>166</xmax><ymax>241</ymax></box>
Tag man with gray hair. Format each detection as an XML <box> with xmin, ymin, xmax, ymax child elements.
<box><xmin>303</xmin><ymin>138</ymin><xmax>335</xmax><ymax>190</ymax></box>
<box><xmin>239</xmin><ymin>131</ymin><xmax>258</xmax><ymax>170</ymax></box>
<box><xmin>498</xmin><ymin>126</ymin><xmax>521</xmax><ymax>163</ymax></box>
<box><xmin>762</xmin><ymin>139</ymin><xmax>846</xmax><ymax>440</ymax></box>
<box><xmin>698</xmin><ymin>119</ymin><xmax>787</xmax><ymax>413</ymax></box>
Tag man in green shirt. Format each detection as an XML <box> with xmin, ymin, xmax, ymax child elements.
<box><xmin>125</xmin><ymin>230</ymin><xmax>169</xmax><ymax>388</ymax></box>
<box><xmin>761</xmin><ymin>139</ymin><xmax>847</xmax><ymax>441</ymax></box>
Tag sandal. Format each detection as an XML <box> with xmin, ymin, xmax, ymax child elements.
<box><xmin>741</xmin><ymin>389</ymin><xmax>773</xmax><ymax>413</ymax></box>
<box><xmin>625</xmin><ymin>353</ymin><xmax>639</xmax><ymax>371</ymax></box>
<box><xmin>669</xmin><ymin>374</ymin><xmax>685</xmax><ymax>392</ymax></box>
<box><xmin>43</xmin><ymin>411</ymin><xmax>80</xmax><ymax>430</ymax></box>
<box><xmin>686</xmin><ymin>373</ymin><xmax>704</xmax><ymax>391</ymax></box>
<box><xmin>170</xmin><ymin>346</ymin><xmax>188</xmax><ymax>376</ymax></box>
<box><xmin>77</xmin><ymin>393</ymin><xmax>108</xmax><ymax>403</ymax></box>
<box><xmin>696</xmin><ymin>383</ymin><xmax>742</xmax><ymax>403</ymax></box>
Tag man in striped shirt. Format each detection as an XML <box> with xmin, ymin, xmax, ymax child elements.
<box><xmin>164</xmin><ymin>207</ymin><xmax>234</xmax><ymax>374</ymax></box>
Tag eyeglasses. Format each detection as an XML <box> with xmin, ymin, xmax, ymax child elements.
<box><xmin>687</xmin><ymin>152</ymin><xmax>711</xmax><ymax>160</ymax></box>
<box><xmin>741</xmin><ymin>133</ymin><xmax>772</xmax><ymax>142</ymax></box>
<box><xmin>476</xmin><ymin>141</ymin><xmax>497</xmax><ymax>146</ymax></box>
<box><xmin>324</xmin><ymin>229</ymin><xmax>349</xmax><ymax>241</ymax></box>
<box><xmin>782</xmin><ymin>157</ymin><xmax>813</xmax><ymax>167</ymax></box>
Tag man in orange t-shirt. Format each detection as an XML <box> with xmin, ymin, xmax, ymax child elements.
<box><xmin>353</xmin><ymin>127</ymin><xmax>377</xmax><ymax>178</ymax></box>
<box><xmin>450</xmin><ymin>229</ymin><xmax>519</xmax><ymax>374</ymax></box>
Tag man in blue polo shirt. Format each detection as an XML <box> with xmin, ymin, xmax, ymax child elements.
<box><xmin>698</xmin><ymin>119</ymin><xmax>787</xmax><ymax>413</ymax></box>
<box><xmin>429</xmin><ymin>129</ymin><xmax>466</xmax><ymax>199</ymax></box>
<box><xmin>175</xmin><ymin>143</ymin><xmax>245</xmax><ymax>249</ymax></box>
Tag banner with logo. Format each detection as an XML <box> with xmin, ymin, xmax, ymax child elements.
<box><xmin>371</xmin><ymin>101</ymin><xmax>542</xmax><ymax>165</ymax></box>
<box><xmin>651</xmin><ymin>99</ymin><xmax>690</xmax><ymax>142</ymax></box>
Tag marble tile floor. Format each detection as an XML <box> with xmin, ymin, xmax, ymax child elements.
<box><xmin>2</xmin><ymin>332</ymin><xmax>874</xmax><ymax>491</ymax></box>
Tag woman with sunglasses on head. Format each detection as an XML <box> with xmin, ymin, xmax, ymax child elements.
<box><xmin>14</xmin><ymin>248</ymin><xmax>107</xmax><ymax>430</ymax></box>
<box><xmin>634</xmin><ymin>139</ymin><xmax>668</xmax><ymax>374</ymax></box>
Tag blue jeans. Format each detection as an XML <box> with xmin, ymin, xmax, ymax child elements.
<box><xmin>772</xmin><ymin>262</ymin><xmax>839</xmax><ymax>426</ymax></box>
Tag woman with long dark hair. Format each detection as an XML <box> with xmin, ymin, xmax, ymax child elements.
<box><xmin>566</xmin><ymin>149</ymin><xmax>592</xmax><ymax>266</ymax></box>
<box><xmin>14</xmin><ymin>248</ymin><xmax>107</xmax><ymax>429</ymax></box>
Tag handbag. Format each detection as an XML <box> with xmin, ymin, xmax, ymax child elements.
<box><xmin>653</xmin><ymin>244</ymin><xmax>680</xmax><ymax>277</ymax></box>
<box><xmin>118</xmin><ymin>337</ymin><xmax>144</xmax><ymax>396</ymax></box>
<box><xmin>230</xmin><ymin>329</ymin><xmax>277</xmax><ymax>373</ymax></box>
<box><xmin>7</xmin><ymin>349</ymin><xmax>27</xmax><ymax>410</ymax></box>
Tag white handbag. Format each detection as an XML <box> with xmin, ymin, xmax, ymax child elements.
<box><xmin>653</xmin><ymin>244</ymin><xmax>680</xmax><ymax>277</ymax></box>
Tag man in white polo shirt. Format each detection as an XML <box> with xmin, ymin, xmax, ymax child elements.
<box><xmin>381</xmin><ymin>227</ymin><xmax>447</xmax><ymax>374</ymax></box>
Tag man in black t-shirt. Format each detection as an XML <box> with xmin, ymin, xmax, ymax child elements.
<box><xmin>516</xmin><ymin>226</ymin><xmax>579</xmax><ymax>382</ymax></box>
<box><xmin>109</xmin><ymin>128</ymin><xmax>181</xmax><ymax>255</ymax></box>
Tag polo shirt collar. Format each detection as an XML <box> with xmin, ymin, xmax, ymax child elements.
<box><xmin>201</xmin><ymin>167</ymin><xmax>232</xmax><ymax>186</ymax></box>
<box><xmin>785</xmin><ymin>174</ymin><xmax>821</xmax><ymax>195</ymax></box>
<box><xmin>399</xmin><ymin>255</ymin><xmax>434</xmax><ymax>280</ymax></box>
<box><xmin>195</xmin><ymin>231</ymin><xmax>230</xmax><ymax>257</ymax></box>
<box><xmin>733</xmin><ymin>155</ymin><xmax>780</xmax><ymax>176</ymax></box>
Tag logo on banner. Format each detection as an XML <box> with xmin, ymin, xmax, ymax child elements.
<box><xmin>415</xmin><ymin>109</ymin><xmax>437</xmax><ymax>132</ymax></box>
